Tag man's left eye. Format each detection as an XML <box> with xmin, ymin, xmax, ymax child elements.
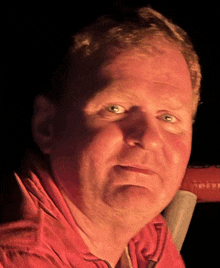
<box><xmin>105</xmin><ymin>104</ymin><xmax>126</xmax><ymax>114</ymax></box>
<box><xmin>160</xmin><ymin>114</ymin><xmax>177</xmax><ymax>123</ymax></box>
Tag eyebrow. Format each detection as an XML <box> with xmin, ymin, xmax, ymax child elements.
<box><xmin>159</xmin><ymin>97</ymin><xmax>185</xmax><ymax>109</ymax></box>
<box><xmin>153</xmin><ymin>81</ymin><xmax>192</xmax><ymax>109</ymax></box>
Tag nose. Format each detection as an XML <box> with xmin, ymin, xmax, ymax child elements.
<box><xmin>122</xmin><ymin>111</ymin><xmax>163</xmax><ymax>150</ymax></box>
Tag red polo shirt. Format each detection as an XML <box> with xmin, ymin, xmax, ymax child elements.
<box><xmin>0</xmin><ymin>154</ymin><xmax>185</xmax><ymax>267</ymax></box>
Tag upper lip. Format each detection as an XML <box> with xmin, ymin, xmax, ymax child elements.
<box><xmin>117</xmin><ymin>165</ymin><xmax>156</xmax><ymax>175</ymax></box>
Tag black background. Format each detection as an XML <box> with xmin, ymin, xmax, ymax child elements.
<box><xmin>0</xmin><ymin>2</ymin><xmax>220</xmax><ymax>267</ymax></box>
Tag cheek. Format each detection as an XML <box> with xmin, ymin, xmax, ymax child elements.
<box><xmin>76</xmin><ymin>125</ymin><xmax>124</xmax><ymax>199</ymax></box>
<box><xmin>172</xmin><ymin>137</ymin><xmax>191</xmax><ymax>163</ymax></box>
<box><xmin>81</xmin><ymin>124</ymin><xmax>123</xmax><ymax>166</ymax></box>
<box><xmin>165</xmin><ymin>133</ymin><xmax>192</xmax><ymax>182</ymax></box>
<box><xmin>157</xmin><ymin>133</ymin><xmax>192</xmax><ymax>206</ymax></box>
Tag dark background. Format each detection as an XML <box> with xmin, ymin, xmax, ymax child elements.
<box><xmin>0</xmin><ymin>2</ymin><xmax>219</xmax><ymax>267</ymax></box>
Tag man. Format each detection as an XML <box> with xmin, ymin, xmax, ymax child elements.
<box><xmin>0</xmin><ymin>6</ymin><xmax>201</xmax><ymax>268</ymax></box>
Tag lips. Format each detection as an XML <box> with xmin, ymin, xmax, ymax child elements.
<box><xmin>118</xmin><ymin>165</ymin><xmax>155</xmax><ymax>175</ymax></box>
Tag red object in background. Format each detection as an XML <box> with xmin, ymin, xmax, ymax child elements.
<box><xmin>180</xmin><ymin>166</ymin><xmax>220</xmax><ymax>202</ymax></box>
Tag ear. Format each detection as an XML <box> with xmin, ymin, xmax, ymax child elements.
<box><xmin>32</xmin><ymin>95</ymin><xmax>56</xmax><ymax>155</ymax></box>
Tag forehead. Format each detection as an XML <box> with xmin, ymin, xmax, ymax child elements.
<box><xmin>103</xmin><ymin>42</ymin><xmax>191</xmax><ymax>87</ymax></box>
<box><xmin>90</xmin><ymin>43</ymin><xmax>193</xmax><ymax>107</ymax></box>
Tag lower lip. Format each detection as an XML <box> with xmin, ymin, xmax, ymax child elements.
<box><xmin>119</xmin><ymin>166</ymin><xmax>154</xmax><ymax>175</ymax></box>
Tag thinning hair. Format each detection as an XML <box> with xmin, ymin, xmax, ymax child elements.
<box><xmin>46</xmin><ymin>6</ymin><xmax>201</xmax><ymax>116</ymax></box>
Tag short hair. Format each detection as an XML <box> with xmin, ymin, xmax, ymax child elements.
<box><xmin>45</xmin><ymin>6</ymin><xmax>201</xmax><ymax>117</ymax></box>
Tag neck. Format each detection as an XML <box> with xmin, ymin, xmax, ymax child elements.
<box><xmin>63</xmin><ymin>192</ymin><xmax>146</xmax><ymax>267</ymax></box>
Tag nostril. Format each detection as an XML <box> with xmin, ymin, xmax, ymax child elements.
<box><xmin>124</xmin><ymin>130</ymin><xmax>144</xmax><ymax>148</ymax></box>
<box><xmin>134</xmin><ymin>141</ymin><xmax>144</xmax><ymax>148</ymax></box>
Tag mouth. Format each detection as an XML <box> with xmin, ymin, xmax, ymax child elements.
<box><xmin>117</xmin><ymin>165</ymin><xmax>155</xmax><ymax>175</ymax></box>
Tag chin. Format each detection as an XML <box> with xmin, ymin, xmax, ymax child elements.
<box><xmin>105</xmin><ymin>186</ymin><xmax>166</xmax><ymax>221</ymax></box>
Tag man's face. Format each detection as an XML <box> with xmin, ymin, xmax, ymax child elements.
<box><xmin>50</xmin><ymin>43</ymin><xmax>193</xmax><ymax>224</ymax></box>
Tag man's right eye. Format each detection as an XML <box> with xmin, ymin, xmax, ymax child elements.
<box><xmin>97</xmin><ymin>104</ymin><xmax>128</xmax><ymax>120</ymax></box>
<box><xmin>105</xmin><ymin>104</ymin><xmax>126</xmax><ymax>114</ymax></box>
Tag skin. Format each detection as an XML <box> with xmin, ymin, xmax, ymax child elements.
<box><xmin>34</xmin><ymin>41</ymin><xmax>193</xmax><ymax>267</ymax></box>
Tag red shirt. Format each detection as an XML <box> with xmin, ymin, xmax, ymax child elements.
<box><xmin>0</xmin><ymin>155</ymin><xmax>185</xmax><ymax>267</ymax></box>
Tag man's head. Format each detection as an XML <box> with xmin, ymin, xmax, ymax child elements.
<box><xmin>45</xmin><ymin>7</ymin><xmax>201</xmax><ymax>114</ymax></box>
<box><xmin>32</xmin><ymin>7</ymin><xmax>201</xmax><ymax>226</ymax></box>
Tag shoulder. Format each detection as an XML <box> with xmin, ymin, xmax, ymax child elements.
<box><xmin>0</xmin><ymin>172</ymin><xmax>90</xmax><ymax>267</ymax></box>
<box><xmin>0</xmin><ymin>247</ymin><xmax>67</xmax><ymax>268</ymax></box>
<box><xmin>0</xmin><ymin>172</ymin><xmax>53</xmax><ymax>266</ymax></box>
<box><xmin>156</xmin><ymin>228</ymin><xmax>185</xmax><ymax>267</ymax></box>
<box><xmin>153</xmin><ymin>215</ymin><xmax>185</xmax><ymax>267</ymax></box>
<box><xmin>129</xmin><ymin>215</ymin><xmax>185</xmax><ymax>267</ymax></box>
